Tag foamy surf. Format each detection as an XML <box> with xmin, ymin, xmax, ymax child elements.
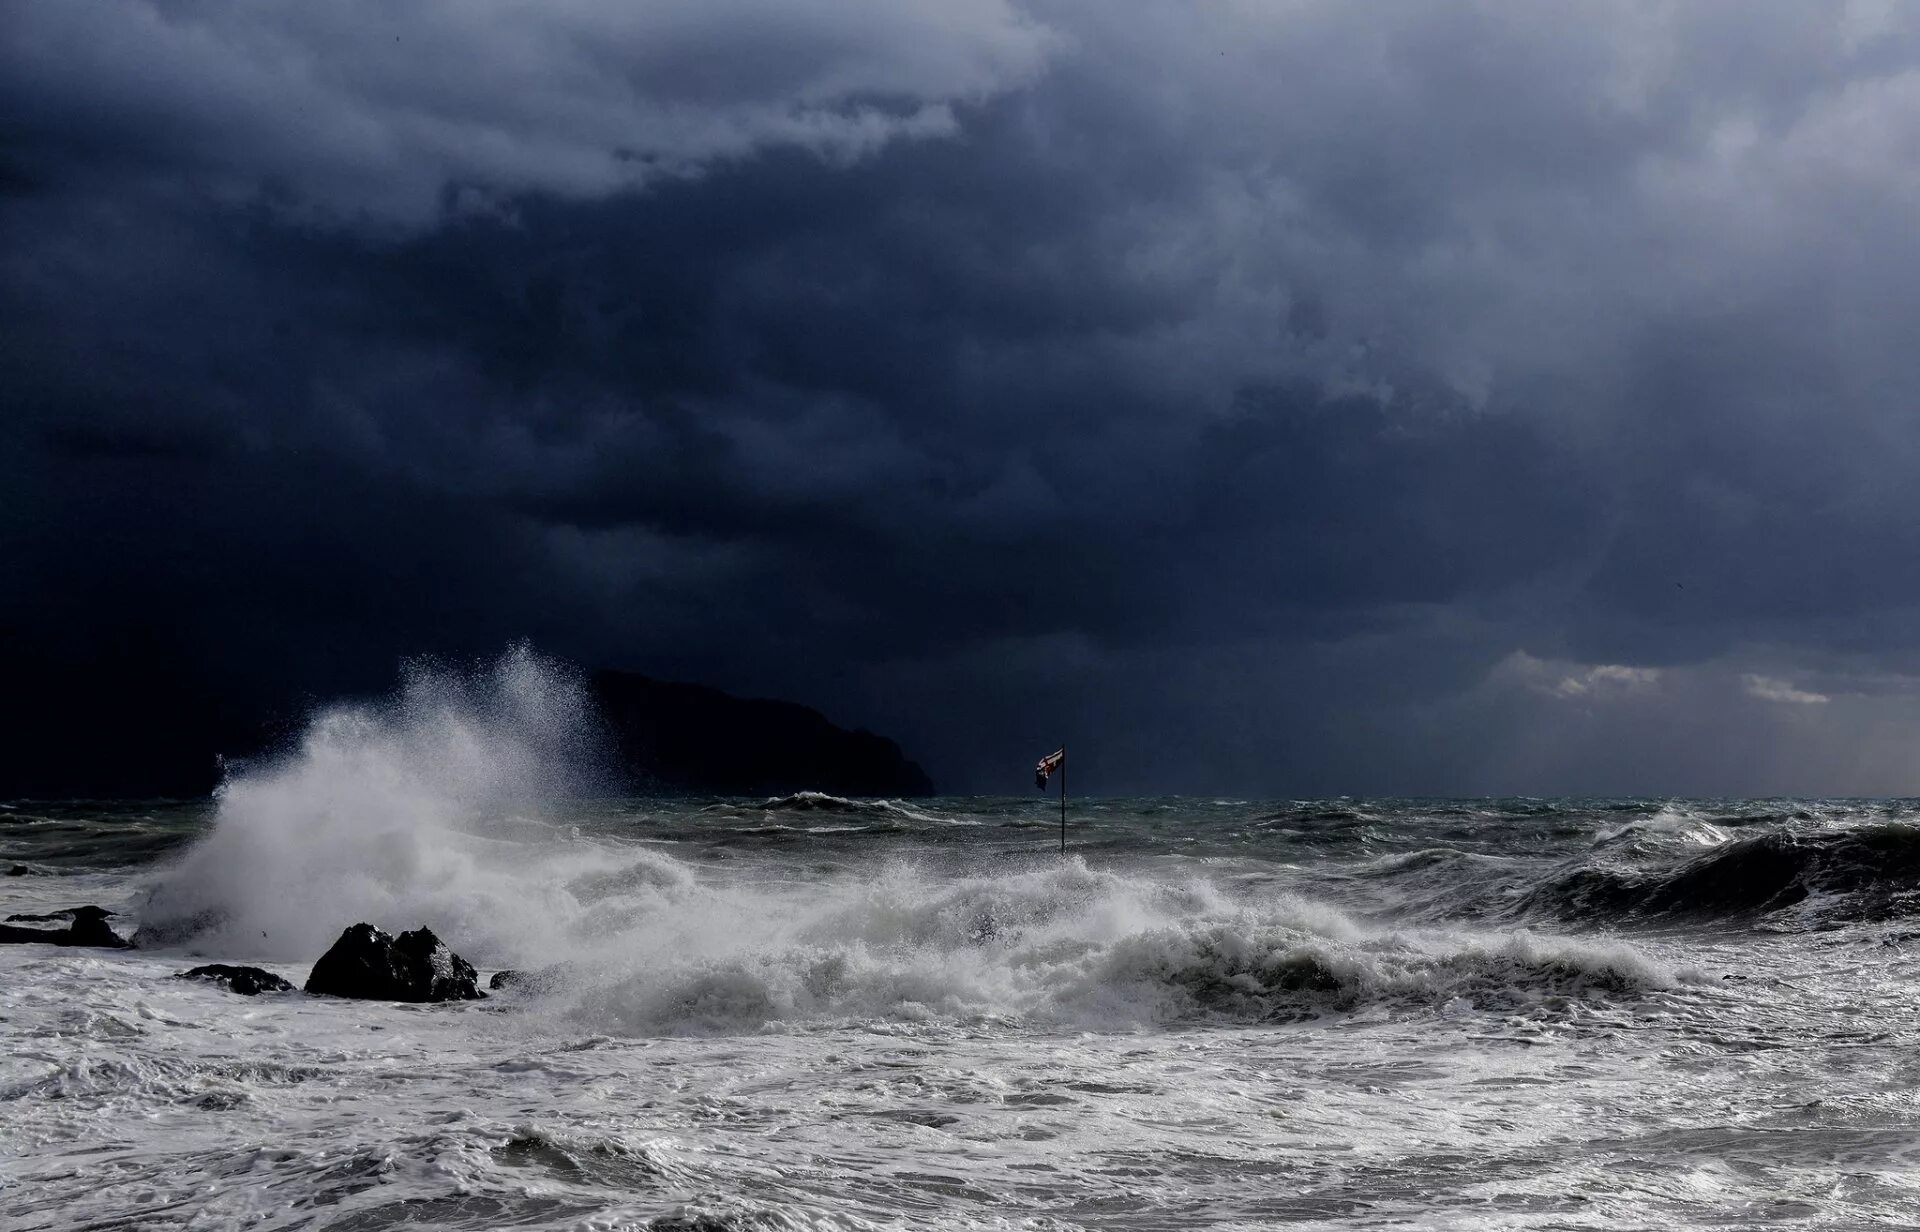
<box><xmin>8</xmin><ymin>662</ymin><xmax>1920</xmax><ymax>1228</ymax></box>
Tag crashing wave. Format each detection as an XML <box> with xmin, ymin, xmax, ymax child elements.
<box><xmin>133</xmin><ymin>648</ymin><xmax>598</xmax><ymax>961</ymax></box>
<box><xmin>1063</xmin><ymin>921</ymin><xmax>1700</xmax><ymax>1024</ymax></box>
<box><xmin>496</xmin><ymin>859</ymin><xmax>1703</xmax><ymax>1036</ymax></box>
<box><xmin>1519</xmin><ymin>823</ymin><xmax>1920</xmax><ymax>926</ymax></box>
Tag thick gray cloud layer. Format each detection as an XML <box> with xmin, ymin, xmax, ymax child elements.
<box><xmin>8</xmin><ymin>0</ymin><xmax>1920</xmax><ymax>794</ymax></box>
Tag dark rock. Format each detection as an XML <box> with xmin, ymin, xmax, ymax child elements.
<box><xmin>0</xmin><ymin>922</ymin><xmax>64</xmax><ymax>944</ymax></box>
<box><xmin>131</xmin><ymin>906</ymin><xmax>231</xmax><ymax>949</ymax></box>
<box><xmin>177</xmin><ymin>964</ymin><xmax>296</xmax><ymax>995</ymax></box>
<box><xmin>486</xmin><ymin>963</ymin><xmax>579</xmax><ymax>995</ymax></box>
<box><xmin>6</xmin><ymin>864</ymin><xmax>29</xmax><ymax>876</ymax></box>
<box><xmin>593</xmin><ymin>670</ymin><xmax>934</xmax><ymax>797</ymax></box>
<box><xmin>304</xmin><ymin>923</ymin><xmax>483</xmax><ymax>1003</ymax></box>
<box><xmin>64</xmin><ymin>906</ymin><xmax>126</xmax><ymax>947</ymax></box>
<box><xmin>0</xmin><ymin>904</ymin><xmax>129</xmax><ymax>948</ymax></box>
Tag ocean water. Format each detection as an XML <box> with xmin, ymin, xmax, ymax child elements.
<box><xmin>6</xmin><ymin>677</ymin><xmax>1920</xmax><ymax>1229</ymax></box>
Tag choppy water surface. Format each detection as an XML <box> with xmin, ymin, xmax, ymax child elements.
<box><xmin>7</xmin><ymin>790</ymin><xmax>1920</xmax><ymax>1230</ymax></box>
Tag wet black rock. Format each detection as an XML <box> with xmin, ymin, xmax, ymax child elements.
<box><xmin>484</xmin><ymin>963</ymin><xmax>579</xmax><ymax>995</ymax></box>
<box><xmin>479</xmin><ymin>963</ymin><xmax>576</xmax><ymax>994</ymax></box>
<box><xmin>177</xmin><ymin>964</ymin><xmax>296</xmax><ymax>995</ymax></box>
<box><xmin>304</xmin><ymin>923</ymin><xmax>483</xmax><ymax>1002</ymax></box>
<box><xmin>131</xmin><ymin>906</ymin><xmax>230</xmax><ymax>950</ymax></box>
<box><xmin>61</xmin><ymin>905</ymin><xmax>128</xmax><ymax>947</ymax></box>
<box><xmin>6</xmin><ymin>864</ymin><xmax>30</xmax><ymax>876</ymax></box>
<box><xmin>0</xmin><ymin>904</ymin><xmax>130</xmax><ymax>948</ymax></box>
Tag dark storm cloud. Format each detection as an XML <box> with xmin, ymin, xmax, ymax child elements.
<box><xmin>10</xmin><ymin>1</ymin><xmax>1920</xmax><ymax>794</ymax></box>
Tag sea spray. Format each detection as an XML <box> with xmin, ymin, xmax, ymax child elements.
<box><xmin>15</xmin><ymin>795</ymin><xmax>1917</xmax><ymax>1230</ymax></box>
<box><xmin>134</xmin><ymin>685</ymin><xmax>1715</xmax><ymax>1030</ymax></box>
<box><xmin>136</xmin><ymin>646</ymin><xmax>607</xmax><ymax>961</ymax></box>
<box><xmin>513</xmin><ymin>854</ymin><xmax>1705</xmax><ymax>1035</ymax></box>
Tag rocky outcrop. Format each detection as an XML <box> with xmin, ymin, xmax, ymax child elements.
<box><xmin>0</xmin><ymin>905</ymin><xmax>130</xmax><ymax>948</ymax></box>
<box><xmin>129</xmin><ymin>901</ymin><xmax>232</xmax><ymax>951</ymax></box>
<box><xmin>131</xmin><ymin>906</ymin><xmax>230</xmax><ymax>950</ymax></box>
<box><xmin>177</xmin><ymin>964</ymin><xmax>296</xmax><ymax>995</ymax></box>
<box><xmin>593</xmin><ymin>670</ymin><xmax>934</xmax><ymax>797</ymax></box>
<box><xmin>304</xmin><ymin>923</ymin><xmax>483</xmax><ymax>1002</ymax></box>
<box><xmin>484</xmin><ymin>964</ymin><xmax>577</xmax><ymax>994</ymax></box>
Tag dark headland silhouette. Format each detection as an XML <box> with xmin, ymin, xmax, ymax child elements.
<box><xmin>590</xmin><ymin>670</ymin><xmax>933</xmax><ymax>798</ymax></box>
<box><xmin>0</xmin><ymin>667</ymin><xmax>934</xmax><ymax>799</ymax></box>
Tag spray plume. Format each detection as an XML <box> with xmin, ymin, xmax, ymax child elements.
<box><xmin>139</xmin><ymin>646</ymin><xmax>595</xmax><ymax>960</ymax></box>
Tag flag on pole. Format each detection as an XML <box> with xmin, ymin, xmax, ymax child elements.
<box><xmin>1035</xmin><ymin>747</ymin><xmax>1065</xmax><ymax>790</ymax></box>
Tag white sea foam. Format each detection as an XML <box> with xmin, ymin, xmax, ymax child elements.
<box><xmin>135</xmin><ymin>646</ymin><xmax>611</xmax><ymax>962</ymax></box>
<box><xmin>130</xmin><ymin>657</ymin><xmax>1707</xmax><ymax>1034</ymax></box>
<box><xmin>1593</xmin><ymin>802</ymin><xmax>1731</xmax><ymax>850</ymax></box>
<box><xmin>481</xmin><ymin>854</ymin><xmax>1707</xmax><ymax>1035</ymax></box>
<box><xmin>14</xmin><ymin>785</ymin><xmax>1920</xmax><ymax>1228</ymax></box>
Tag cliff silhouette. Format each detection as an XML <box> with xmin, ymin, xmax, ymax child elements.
<box><xmin>0</xmin><ymin>662</ymin><xmax>934</xmax><ymax>799</ymax></box>
<box><xmin>590</xmin><ymin>671</ymin><xmax>934</xmax><ymax>798</ymax></box>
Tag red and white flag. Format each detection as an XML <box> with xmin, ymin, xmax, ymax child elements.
<box><xmin>1035</xmin><ymin>747</ymin><xmax>1065</xmax><ymax>790</ymax></box>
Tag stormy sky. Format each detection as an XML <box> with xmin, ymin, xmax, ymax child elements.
<box><xmin>9</xmin><ymin>1</ymin><xmax>1920</xmax><ymax>796</ymax></box>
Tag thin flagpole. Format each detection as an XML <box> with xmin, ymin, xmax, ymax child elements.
<box><xmin>1059</xmin><ymin>744</ymin><xmax>1067</xmax><ymax>853</ymax></box>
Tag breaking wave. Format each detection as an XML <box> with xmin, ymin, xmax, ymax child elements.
<box><xmin>117</xmin><ymin>671</ymin><xmax>1739</xmax><ymax>1037</ymax></box>
<box><xmin>134</xmin><ymin>647</ymin><xmax>601</xmax><ymax>961</ymax></box>
<box><xmin>1518</xmin><ymin>823</ymin><xmax>1920</xmax><ymax>926</ymax></box>
<box><xmin>499</xmin><ymin>857</ymin><xmax>1705</xmax><ymax>1035</ymax></box>
<box><xmin>732</xmin><ymin>792</ymin><xmax>954</xmax><ymax>825</ymax></box>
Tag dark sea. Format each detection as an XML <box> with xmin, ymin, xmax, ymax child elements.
<box><xmin>8</xmin><ymin>783</ymin><xmax>1920</xmax><ymax>1231</ymax></box>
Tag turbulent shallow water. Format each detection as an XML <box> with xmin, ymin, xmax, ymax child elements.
<box><xmin>5</xmin><ymin>660</ymin><xmax>1920</xmax><ymax>1231</ymax></box>
<box><xmin>8</xmin><ymin>791</ymin><xmax>1920</xmax><ymax>1231</ymax></box>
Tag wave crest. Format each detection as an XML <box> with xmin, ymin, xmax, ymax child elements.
<box><xmin>134</xmin><ymin>647</ymin><xmax>599</xmax><ymax>961</ymax></box>
<box><xmin>499</xmin><ymin>860</ymin><xmax>1700</xmax><ymax>1035</ymax></box>
<box><xmin>1522</xmin><ymin>823</ymin><xmax>1920</xmax><ymax>925</ymax></box>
